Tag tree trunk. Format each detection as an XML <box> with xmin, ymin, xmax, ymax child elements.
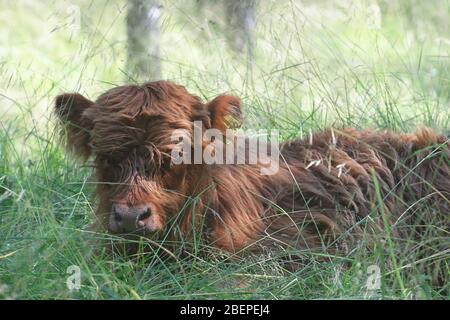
<box><xmin>126</xmin><ymin>0</ymin><xmax>162</xmax><ymax>81</ymax></box>
<box><xmin>225</xmin><ymin>0</ymin><xmax>255</xmax><ymax>54</ymax></box>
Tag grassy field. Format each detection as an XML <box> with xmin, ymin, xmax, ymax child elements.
<box><xmin>0</xmin><ymin>0</ymin><xmax>449</xmax><ymax>299</ymax></box>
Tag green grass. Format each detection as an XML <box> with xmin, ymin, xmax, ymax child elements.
<box><xmin>0</xmin><ymin>0</ymin><xmax>449</xmax><ymax>299</ymax></box>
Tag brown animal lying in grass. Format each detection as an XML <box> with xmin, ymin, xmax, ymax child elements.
<box><xmin>54</xmin><ymin>81</ymin><xmax>449</xmax><ymax>259</ymax></box>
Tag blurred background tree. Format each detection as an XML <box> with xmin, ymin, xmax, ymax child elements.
<box><xmin>224</xmin><ymin>0</ymin><xmax>256</xmax><ymax>54</ymax></box>
<box><xmin>127</xmin><ymin>0</ymin><xmax>162</xmax><ymax>81</ymax></box>
<box><xmin>126</xmin><ymin>0</ymin><xmax>257</xmax><ymax>81</ymax></box>
<box><xmin>196</xmin><ymin>0</ymin><xmax>256</xmax><ymax>54</ymax></box>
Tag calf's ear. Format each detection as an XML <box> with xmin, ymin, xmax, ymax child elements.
<box><xmin>205</xmin><ymin>94</ymin><xmax>242</xmax><ymax>132</ymax></box>
<box><xmin>54</xmin><ymin>93</ymin><xmax>94</xmax><ymax>159</ymax></box>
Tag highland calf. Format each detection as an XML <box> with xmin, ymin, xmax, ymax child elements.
<box><xmin>55</xmin><ymin>81</ymin><xmax>450</xmax><ymax>257</ymax></box>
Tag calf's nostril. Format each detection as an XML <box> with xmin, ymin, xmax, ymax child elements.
<box><xmin>113</xmin><ymin>207</ymin><xmax>122</xmax><ymax>222</ymax></box>
<box><xmin>137</xmin><ymin>208</ymin><xmax>151</xmax><ymax>222</ymax></box>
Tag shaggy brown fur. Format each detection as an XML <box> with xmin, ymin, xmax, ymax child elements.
<box><xmin>54</xmin><ymin>81</ymin><xmax>450</xmax><ymax>257</ymax></box>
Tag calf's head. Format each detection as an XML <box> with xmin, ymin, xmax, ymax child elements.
<box><xmin>54</xmin><ymin>81</ymin><xmax>240</xmax><ymax>234</ymax></box>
